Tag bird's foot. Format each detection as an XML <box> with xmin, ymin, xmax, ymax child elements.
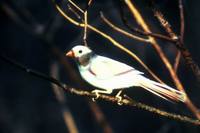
<box><xmin>91</xmin><ymin>90</ymin><xmax>100</xmax><ymax>102</ymax></box>
<box><xmin>116</xmin><ymin>90</ymin><xmax>123</xmax><ymax>105</ymax></box>
<box><xmin>116</xmin><ymin>96</ymin><xmax>123</xmax><ymax>105</ymax></box>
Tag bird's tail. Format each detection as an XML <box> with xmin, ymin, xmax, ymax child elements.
<box><xmin>136</xmin><ymin>76</ymin><xmax>186</xmax><ymax>102</ymax></box>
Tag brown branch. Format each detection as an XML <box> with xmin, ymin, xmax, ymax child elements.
<box><xmin>83</xmin><ymin>10</ymin><xmax>88</xmax><ymax>46</ymax></box>
<box><xmin>51</xmin><ymin>63</ymin><xmax>78</xmax><ymax>133</ymax></box>
<box><xmin>55</xmin><ymin>4</ymin><xmax>164</xmax><ymax>84</ymax></box>
<box><xmin>54</xmin><ymin>0</ymin><xmax>200</xmax><ymax>119</ymax></box>
<box><xmin>172</xmin><ymin>0</ymin><xmax>185</xmax><ymax>72</ymax></box>
<box><xmin>1</xmin><ymin>54</ymin><xmax>200</xmax><ymax>126</ymax></box>
<box><xmin>176</xmin><ymin>42</ymin><xmax>200</xmax><ymax>82</ymax></box>
<box><xmin>153</xmin><ymin>5</ymin><xmax>200</xmax><ymax>82</ymax></box>
<box><xmin>174</xmin><ymin>52</ymin><xmax>181</xmax><ymax>73</ymax></box>
<box><xmin>100</xmin><ymin>12</ymin><xmax>150</xmax><ymax>43</ymax></box>
<box><xmin>127</xmin><ymin>27</ymin><xmax>177</xmax><ymax>43</ymax></box>
<box><xmin>179</xmin><ymin>0</ymin><xmax>185</xmax><ymax>43</ymax></box>
<box><xmin>88</xmin><ymin>101</ymin><xmax>113</xmax><ymax>133</ymax></box>
<box><xmin>70</xmin><ymin>89</ymin><xmax>200</xmax><ymax>126</ymax></box>
<box><xmin>153</xmin><ymin>9</ymin><xmax>178</xmax><ymax>40</ymax></box>
<box><xmin>153</xmin><ymin>8</ymin><xmax>182</xmax><ymax>73</ymax></box>
<box><xmin>124</xmin><ymin>0</ymin><xmax>200</xmax><ymax>119</ymax></box>
<box><xmin>118</xmin><ymin>1</ymin><xmax>177</xmax><ymax>43</ymax></box>
<box><xmin>119</xmin><ymin>0</ymin><xmax>200</xmax><ymax>81</ymax></box>
<box><xmin>124</xmin><ymin>0</ymin><xmax>182</xmax><ymax>89</ymax></box>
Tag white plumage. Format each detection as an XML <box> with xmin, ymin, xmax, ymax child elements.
<box><xmin>66</xmin><ymin>45</ymin><xmax>186</xmax><ymax>103</ymax></box>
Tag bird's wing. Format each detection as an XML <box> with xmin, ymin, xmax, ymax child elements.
<box><xmin>89</xmin><ymin>56</ymin><xmax>143</xmax><ymax>79</ymax></box>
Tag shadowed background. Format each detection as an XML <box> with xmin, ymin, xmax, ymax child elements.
<box><xmin>0</xmin><ymin>0</ymin><xmax>200</xmax><ymax>133</ymax></box>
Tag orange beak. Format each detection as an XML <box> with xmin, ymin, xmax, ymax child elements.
<box><xmin>66</xmin><ymin>50</ymin><xmax>75</xmax><ymax>57</ymax></box>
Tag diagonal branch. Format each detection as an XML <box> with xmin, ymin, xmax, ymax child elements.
<box><xmin>54</xmin><ymin>0</ymin><xmax>200</xmax><ymax>119</ymax></box>
<box><xmin>153</xmin><ymin>4</ymin><xmax>200</xmax><ymax>82</ymax></box>
<box><xmin>100</xmin><ymin>12</ymin><xmax>150</xmax><ymax>43</ymax></box>
<box><xmin>124</xmin><ymin>0</ymin><xmax>200</xmax><ymax>119</ymax></box>
<box><xmin>0</xmin><ymin>54</ymin><xmax>200</xmax><ymax>126</ymax></box>
<box><xmin>118</xmin><ymin>2</ymin><xmax>177</xmax><ymax>43</ymax></box>
<box><xmin>55</xmin><ymin>3</ymin><xmax>164</xmax><ymax>84</ymax></box>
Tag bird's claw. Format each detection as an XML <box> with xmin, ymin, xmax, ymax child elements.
<box><xmin>92</xmin><ymin>90</ymin><xmax>100</xmax><ymax>102</ymax></box>
<box><xmin>115</xmin><ymin>90</ymin><xmax>123</xmax><ymax>105</ymax></box>
<box><xmin>116</xmin><ymin>96</ymin><xmax>123</xmax><ymax>105</ymax></box>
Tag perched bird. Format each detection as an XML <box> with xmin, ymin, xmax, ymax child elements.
<box><xmin>66</xmin><ymin>45</ymin><xmax>186</xmax><ymax>103</ymax></box>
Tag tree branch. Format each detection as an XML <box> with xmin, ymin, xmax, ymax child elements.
<box><xmin>153</xmin><ymin>3</ymin><xmax>200</xmax><ymax>83</ymax></box>
<box><xmin>124</xmin><ymin>0</ymin><xmax>200</xmax><ymax>119</ymax></box>
<box><xmin>0</xmin><ymin>54</ymin><xmax>200</xmax><ymax>126</ymax></box>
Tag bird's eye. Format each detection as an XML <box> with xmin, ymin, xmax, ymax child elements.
<box><xmin>78</xmin><ymin>50</ymin><xmax>82</xmax><ymax>54</ymax></box>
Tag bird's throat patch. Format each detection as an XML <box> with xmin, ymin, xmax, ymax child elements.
<box><xmin>78</xmin><ymin>54</ymin><xmax>90</xmax><ymax>66</ymax></box>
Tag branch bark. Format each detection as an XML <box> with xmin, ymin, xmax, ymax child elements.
<box><xmin>0</xmin><ymin>54</ymin><xmax>200</xmax><ymax>126</ymax></box>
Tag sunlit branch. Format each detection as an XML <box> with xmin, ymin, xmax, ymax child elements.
<box><xmin>55</xmin><ymin>4</ymin><xmax>164</xmax><ymax>84</ymax></box>
<box><xmin>68</xmin><ymin>0</ymin><xmax>84</xmax><ymax>13</ymax></box>
<box><xmin>0</xmin><ymin>54</ymin><xmax>200</xmax><ymax>126</ymax></box>
<box><xmin>174</xmin><ymin>52</ymin><xmax>181</xmax><ymax>73</ymax></box>
<box><xmin>124</xmin><ymin>0</ymin><xmax>200</xmax><ymax>119</ymax></box>
<box><xmin>100</xmin><ymin>12</ymin><xmax>150</xmax><ymax>43</ymax></box>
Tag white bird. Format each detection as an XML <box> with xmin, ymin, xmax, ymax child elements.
<box><xmin>66</xmin><ymin>45</ymin><xmax>186</xmax><ymax>103</ymax></box>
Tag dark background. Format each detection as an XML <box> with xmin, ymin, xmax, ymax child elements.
<box><xmin>0</xmin><ymin>0</ymin><xmax>200</xmax><ymax>133</ymax></box>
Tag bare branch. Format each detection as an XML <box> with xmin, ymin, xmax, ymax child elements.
<box><xmin>179</xmin><ymin>0</ymin><xmax>185</xmax><ymax>43</ymax></box>
<box><xmin>124</xmin><ymin>0</ymin><xmax>200</xmax><ymax>119</ymax></box>
<box><xmin>153</xmin><ymin>4</ymin><xmax>200</xmax><ymax>83</ymax></box>
<box><xmin>0</xmin><ymin>54</ymin><xmax>200</xmax><ymax>126</ymax></box>
<box><xmin>118</xmin><ymin>3</ymin><xmax>177</xmax><ymax>43</ymax></box>
<box><xmin>51</xmin><ymin>63</ymin><xmax>79</xmax><ymax>133</ymax></box>
<box><xmin>55</xmin><ymin>3</ymin><xmax>164</xmax><ymax>84</ymax></box>
<box><xmin>153</xmin><ymin>9</ymin><xmax>178</xmax><ymax>40</ymax></box>
<box><xmin>100</xmin><ymin>12</ymin><xmax>150</xmax><ymax>43</ymax></box>
<box><xmin>174</xmin><ymin>52</ymin><xmax>181</xmax><ymax>73</ymax></box>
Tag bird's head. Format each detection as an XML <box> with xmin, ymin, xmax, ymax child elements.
<box><xmin>66</xmin><ymin>45</ymin><xmax>93</xmax><ymax>66</ymax></box>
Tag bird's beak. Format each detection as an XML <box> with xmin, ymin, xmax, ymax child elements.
<box><xmin>66</xmin><ymin>50</ymin><xmax>74</xmax><ymax>57</ymax></box>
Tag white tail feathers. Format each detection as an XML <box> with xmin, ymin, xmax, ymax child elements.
<box><xmin>136</xmin><ymin>76</ymin><xmax>186</xmax><ymax>102</ymax></box>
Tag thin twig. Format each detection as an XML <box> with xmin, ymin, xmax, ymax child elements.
<box><xmin>173</xmin><ymin>0</ymin><xmax>185</xmax><ymax>72</ymax></box>
<box><xmin>173</xmin><ymin>0</ymin><xmax>184</xmax><ymax>73</ymax></box>
<box><xmin>174</xmin><ymin>52</ymin><xmax>181</xmax><ymax>73</ymax></box>
<box><xmin>55</xmin><ymin>4</ymin><xmax>164</xmax><ymax>84</ymax></box>
<box><xmin>68</xmin><ymin>0</ymin><xmax>84</xmax><ymax>13</ymax></box>
<box><xmin>124</xmin><ymin>0</ymin><xmax>200</xmax><ymax>119</ymax></box>
<box><xmin>153</xmin><ymin>4</ymin><xmax>200</xmax><ymax>83</ymax></box>
<box><xmin>0</xmin><ymin>54</ymin><xmax>200</xmax><ymax>126</ymax></box>
<box><xmin>67</xmin><ymin>4</ymin><xmax>82</xmax><ymax>19</ymax></box>
<box><xmin>153</xmin><ymin>10</ymin><xmax>178</xmax><ymax>40</ymax></box>
<box><xmin>118</xmin><ymin>3</ymin><xmax>177</xmax><ymax>43</ymax></box>
<box><xmin>153</xmin><ymin>8</ymin><xmax>182</xmax><ymax>73</ymax></box>
<box><xmin>85</xmin><ymin>0</ymin><xmax>93</xmax><ymax>11</ymax></box>
<box><xmin>124</xmin><ymin>0</ymin><xmax>182</xmax><ymax>89</ymax></box>
<box><xmin>55</xmin><ymin>0</ymin><xmax>200</xmax><ymax>119</ymax></box>
<box><xmin>100</xmin><ymin>12</ymin><xmax>150</xmax><ymax>43</ymax></box>
<box><xmin>82</xmin><ymin>0</ymin><xmax>93</xmax><ymax>47</ymax></box>
<box><xmin>83</xmin><ymin>11</ymin><xmax>88</xmax><ymax>46</ymax></box>
<box><xmin>179</xmin><ymin>0</ymin><xmax>185</xmax><ymax>43</ymax></box>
